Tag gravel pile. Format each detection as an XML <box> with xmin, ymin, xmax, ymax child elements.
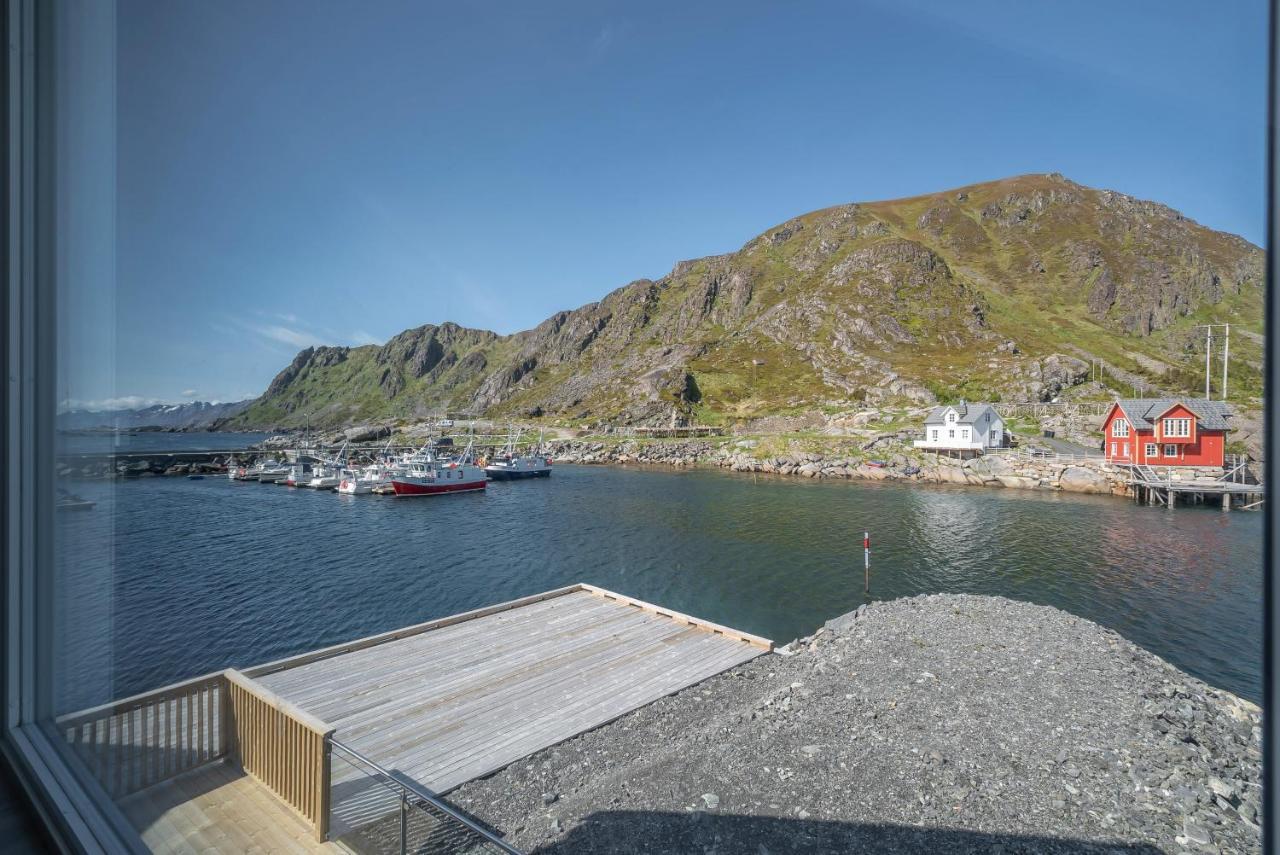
<box><xmin>450</xmin><ymin>595</ymin><xmax>1261</xmax><ymax>854</ymax></box>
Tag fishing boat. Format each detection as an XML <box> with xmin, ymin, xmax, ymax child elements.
<box><xmin>483</xmin><ymin>428</ymin><xmax>552</xmax><ymax>480</ymax></box>
<box><xmin>391</xmin><ymin>440</ymin><xmax>486</xmax><ymax>497</ymax></box>
<box><xmin>307</xmin><ymin>464</ymin><xmax>341</xmax><ymax>490</ymax></box>
<box><xmin>307</xmin><ymin>442</ymin><xmax>348</xmax><ymax>490</ymax></box>
<box><xmin>282</xmin><ymin>461</ymin><xmax>314</xmax><ymax>487</ymax></box>
<box><xmin>336</xmin><ymin>466</ymin><xmax>374</xmax><ymax>495</ymax></box>
<box><xmin>256</xmin><ymin>463</ymin><xmax>290</xmax><ymax>483</ymax></box>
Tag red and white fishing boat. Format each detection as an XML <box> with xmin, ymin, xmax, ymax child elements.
<box><xmin>391</xmin><ymin>441</ymin><xmax>486</xmax><ymax>497</ymax></box>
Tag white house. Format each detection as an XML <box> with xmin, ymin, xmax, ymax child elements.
<box><xmin>913</xmin><ymin>402</ymin><xmax>1005</xmax><ymax>454</ymax></box>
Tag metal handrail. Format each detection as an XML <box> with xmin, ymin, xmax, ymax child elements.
<box><xmin>329</xmin><ymin>738</ymin><xmax>523</xmax><ymax>855</ymax></box>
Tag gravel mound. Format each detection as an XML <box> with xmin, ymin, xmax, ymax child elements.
<box><xmin>450</xmin><ymin>594</ymin><xmax>1261</xmax><ymax>854</ymax></box>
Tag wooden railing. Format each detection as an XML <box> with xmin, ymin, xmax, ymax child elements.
<box><xmin>224</xmin><ymin>669</ymin><xmax>335</xmax><ymax>841</ymax></box>
<box><xmin>58</xmin><ymin>671</ymin><xmax>227</xmax><ymax>799</ymax></box>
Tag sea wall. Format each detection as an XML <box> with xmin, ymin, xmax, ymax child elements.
<box><xmin>547</xmin><ymin>439</ymin><xmax>1139</xmax><ymax>496</ymax></box>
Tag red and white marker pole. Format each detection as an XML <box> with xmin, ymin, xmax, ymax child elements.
<box><xmin>863</xmin><ymin>531</ymin><xmax>870</xmax><ymax>594</ymax></box>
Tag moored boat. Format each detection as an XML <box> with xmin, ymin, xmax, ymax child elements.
<box><xmin>282</xmin><ymin>461</ymin><xmax>314</xmax><ymax>487</ymax></box>
<box><xmin>483</xmin><ymin>428</ymin><xmax>552</xmax><ymax>480</ymax></box>
<box><xmin>336</xmin><ymin>466</ymin><xmax>374</xmax><ymax>495</ymax></box>
<box><xmin>392</xmin><ymin>440</ymin><xmax>486</xmax><ymax>496</ymax></box>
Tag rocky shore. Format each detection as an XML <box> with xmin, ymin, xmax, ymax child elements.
<box><xmin>546</xmin><ymin>438</ymin><xmax>1140</xmax><ymax>495</ymax></box>
<box><xmin>451</xmin><ymin>595</ymin><xmax>1262</xmax><ymax>854</ymax></box>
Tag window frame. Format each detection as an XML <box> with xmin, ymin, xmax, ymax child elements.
<box><xmin>1113</xmin><ymin>418</ymin><xmax>1129</xmax><ymax>437</ymax></box>
<box><xmin>2</xmin><ymin>1</ymin><xmax>148</xmax><ymax>850</ymax></box>
<box><xmin>1163</xmin><ymin>444</ymin><xmax>1179</xmax><ymax>458</ymax></box>
<box><xmin>1145</xmin><ymin>443</ymin><xmax>1158</xmax><ymax>458</ymax></box>
<box><xmin>1162</xmin><ymin>417</ymin><xmax>1191</xmax><ymax>438</ymax></box>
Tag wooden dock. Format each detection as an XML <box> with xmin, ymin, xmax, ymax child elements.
<box><xmin>1122</xmin><ymin>462</ymin><xmax>1265</xmax><ymax>510</ymax></box>
<box><xmin>246</xmin><ymin>585</ymin><xmax>769</xmax><ymax>837</ymax></box>
<box><xmin>64</xmin><ymin>585</ymin><xmax>770</xmax><ymax>850</ymax></box>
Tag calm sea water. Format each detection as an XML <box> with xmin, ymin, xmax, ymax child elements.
<box><xmin>53</xmin><ymin>464</ymin><xmax>1263</xmax><ymax>712</ymax></box>
<box><xmin>57</xmin><ymin>431</ymin><xmax>273</xmax><ymax>454</ymax></box>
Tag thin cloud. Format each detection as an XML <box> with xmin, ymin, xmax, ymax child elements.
<box><xmin>181</xmin><ymin>388</ymin><xmax>198</xmax><ymax>397</ymax></box>
<box><xmin>592</xmin><ymin>24</ymin><xmax>615</xmax><ymax>55</ymax></box>
<box><xmin>351</xmin><ymin>330</ymin><xmax>381</xmax><ymax>346</ymax></box>
<box><xmin>253</xmin><ymin>324</ymin><xmax>328</xmax><ymax>349</ymax></box>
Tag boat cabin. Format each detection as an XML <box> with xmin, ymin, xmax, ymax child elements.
<box><xmin>1101</xmin><ymin>398</ymin><xmax>1232</xmax><ymax>468</ymax></box>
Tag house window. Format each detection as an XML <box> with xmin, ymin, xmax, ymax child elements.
<box><xmin>960</xmin><ymin>428</ymin><xmax>969</xmax><ymax>439</ymax></box>
<box><xmin>947</xmin><ymin>412</ymin><xmax>956</xmax><ymax>423</ymax></box>
<box><xmin>1109</xmin><ymin>442</ymin><xmax>1115</xmax><ymax>456</ymax></box>
<box><xmin>1112</xmin><ymin>419</ymin><xmax>1129</xmax><ymax>437</ymax></box>
<box><xmin>1163</xmin><ymin>418</ymin><xmax>1191</xmax><ymax>438</ymax></box>
<box><xmin>948</xmin><ymin>429</ymin><xmax>955</xmax><ymax>439</ymax></box>
<box><xmin>1145</xmin><ymin>443</ymin><xmax>1158</xmax><ymax>458</ymax></box>
<box><xmin>990</xmin><ymin>429</ymin><xmax>998</xmax><ymax>445</ymax></box>
<box><xmin>930</xmin><ymin>429</ymin><xmax>938</xmax><ymax>440</ymax></box>
<box><xmin>1164</xmin><ymin>444</ymin><xmax>1179</xmax><ymax>458</ymax></box>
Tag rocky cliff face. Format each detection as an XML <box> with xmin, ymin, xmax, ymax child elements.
<box><xmin>232</xmin><ymin>174</ymin><xmax>1265</xmax><ymax>429</ymax></box>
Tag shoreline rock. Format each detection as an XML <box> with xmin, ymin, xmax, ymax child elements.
<box><xmin>546</xmin><ymin>438</ymin><xmax>1150</xmax><ymax>497</ymax></box>
<box><xmin>450</xmin><ymin>594</ymin><xmax>1262</xmax><ymax>854</ymax></box>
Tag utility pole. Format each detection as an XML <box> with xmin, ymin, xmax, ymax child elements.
<box><xmin>1204</xmin><ymin>325</ymin><xmax>1213</xmax><ymax>399</ymax></box>
<box><xmin>1221</xmin><ymin>324</ymin><xmax>1230</xmax><ymax>401</ymax></box>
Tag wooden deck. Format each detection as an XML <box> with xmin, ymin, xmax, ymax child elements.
<box><xmin>118</xmin><ymin>760</ymin><xmax>340</xmax><ymax>854</ymax></box>
<box><xmin>247</xmin><ymin>585</ymin><xmax>769</xmax><ymax>837</ymax></box>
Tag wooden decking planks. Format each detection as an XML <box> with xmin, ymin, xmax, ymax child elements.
<box><xmin>255</xmin><ymin>587</ymin><xmax>767</xmax><ymax>810</ymax></box>
<box><xmin>118</xmin><ymin>760</ymin><xmax>339</xmax><ymax>854</ymax></box>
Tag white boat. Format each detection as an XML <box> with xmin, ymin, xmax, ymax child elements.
<box><xmin>307</xmin><ymin>465</ymin><xmax>341</xmax><ymax>490</ymax></box>
<box><xmin>336</xmin><ymin>466</ymin><xmax>374</xmax><ymax>495</ymax></box>
<box><xmin>307</xmin><ymin>442</ymin><xmax>348</xmax><ymax>490</ymax></box>
<box><xmin>256</xmin><ymin>463</ymin><xmax>289</xmax><ymax>483</ymax></box>
<box><xmin>483</xmin><ymin>429</ymin><xmax>552</xmax><ymax>480</ymax></box>
<box><xmin>282</xmin><ymin>461</ymin><xmax>314</xmax><ymax>487</ymax></box>
<box><xmin>391</xmin><ymin>441</ymin><xmax>486</xmax><ymax>497</ymax></box>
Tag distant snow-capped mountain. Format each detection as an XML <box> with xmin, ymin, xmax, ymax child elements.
<box><xmin>57</xmin><ymin>400</ymin><xmax>252</xmax><ymax>431</ymax></box>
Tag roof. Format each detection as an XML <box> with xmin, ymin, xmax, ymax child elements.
<box><xmin>924</xmin><ymin>402</ymin><xmax>1001</xmax><ymax>426</ymax></box>
<box><xmin>1111</xmin><ymin>398</ymin><xmax>1233</xmax><ymax>431</ymax></box>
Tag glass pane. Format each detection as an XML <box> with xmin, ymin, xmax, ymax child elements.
<box><xmin>36</xmin><ymin>2</ymin><xmax>1267</xmax><ymax>853</ymax></box>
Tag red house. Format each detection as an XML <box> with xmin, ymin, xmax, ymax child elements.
<box><xmin>1101</xmin><ymin>398</ymin><xmax>1233</xmax><ymax>468</ymax></box>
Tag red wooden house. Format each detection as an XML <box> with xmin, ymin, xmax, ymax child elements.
<box><xmin>1101</xmin><ymin>398</ymin><xmax>1233</xmax><ymax>468</ymax></box>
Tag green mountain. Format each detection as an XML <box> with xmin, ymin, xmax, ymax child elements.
<box><xmin>230</xmin><ymin>174</ymin><xmax>1265</xmax><ymax>429</ymax></box>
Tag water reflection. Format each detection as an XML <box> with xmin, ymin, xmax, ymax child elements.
<box><xmin>54</xmin><ymin>465</ymin><xmax>1263</xmax><ymax>712</ymax></box>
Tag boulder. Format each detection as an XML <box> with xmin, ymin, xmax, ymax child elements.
<box><xmin>1058</xmin><ymin>466</ymin><xmax>1110</xmax><ymax>494</ymax></box>
<box><xmin>344</xmin><ymin>423</ymin><xmax>392</xmax><ymax>443</ymax></box>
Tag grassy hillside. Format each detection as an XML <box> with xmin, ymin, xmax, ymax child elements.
<box><xmin>230</xmin><ymin>173</ymin><xmax>1265</xmax><ymax>430</ymax></box>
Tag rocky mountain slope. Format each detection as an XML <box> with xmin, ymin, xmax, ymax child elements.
<box><xmin>230</xmin><ymin>174</ymin><xmax>1265</xmax><ymax>429</ymax></box>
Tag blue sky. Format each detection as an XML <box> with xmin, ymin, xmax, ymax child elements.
<box><xmin>92</xmin><ymin>0</ymin><xmax>1267</xmax><ymax>408</ymax></box>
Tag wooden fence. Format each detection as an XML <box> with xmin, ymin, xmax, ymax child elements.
<box><xmin>58</xmin><ymin>670</ymin><xmax>227</xmax><ymax>799</ymax></box>
<box><xmin>224</xmin><ymin>669</ymin><xmax>335</xmax><ymax>840</ymax></box>
<box><xmin>60</xmin><ymin>668</ymin><xmax>337</xmax><ymax>841</ymax></box>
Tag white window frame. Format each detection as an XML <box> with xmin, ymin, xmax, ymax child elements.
<box><xmin>947</xmin><ymin>412</ymin><xmax>956</xmax><ymax>423</ymax></box>
<box><xmin>1145</xmin><ymin>443</ymin><xmax>1158</xmax><ymax>458</ymax></box>
<box><xmin>948</xmin><ymin>429</ymin><xmax>955</xmax><ymax>439</ymax></box>
<box><xmin>1112</xmin><ymin>418</ymin><xmax>1129</xmax><ymax>437</ymax></box>
<box><xmin>1162</xmin><ymin>417</ymin><xmax>1191</xmax><ymax>438</ymax></box>
<box><xmin>1164</xmin><ymin>444</ymin><xmax>1179</xmax><ymax>458</ymax></box>
<box><xmin>930</xmin><ymin>429</ymin><xmax>938</xmax><ymax>441</ymax></box>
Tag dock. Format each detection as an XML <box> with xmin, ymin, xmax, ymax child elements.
<box><xmin>58</xmin><ymin>585</ymin><xmax>771</xmax><ymax>853</ymax></box>
<box><xmin>1122</xmin><ymin>461</ymin><xmax>1265</xmax><ymax>510</ymax></box>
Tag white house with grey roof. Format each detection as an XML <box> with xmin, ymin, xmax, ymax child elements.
<box><xmin>914</xmin><ymin>402</ymin><xmax>1005</xmax><ymax>454</ymax></box>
